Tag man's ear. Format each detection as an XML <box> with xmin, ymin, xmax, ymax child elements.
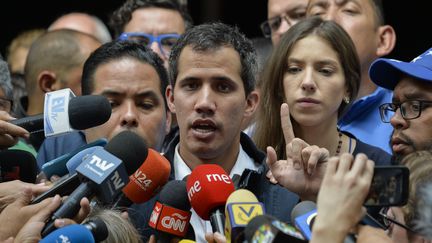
<box><xmin>244</xmin><ymin>90</ymin><xmax>260</xmax><ymax>117</ymax></box>
<box><xmin>165</xmin><ymin>85</ymin><xmax>176</xmax><ymax>113</ymax></box>
<box><xmin>376</xmin><ymin>25</ymin><xmax>396</xmax><ymax>57</ymax></box>
<box><xmin>164</xmin><ymin>110</ymin><xmax>172</xmax><ymax>134</ymax></box>
<box><xmin>38</xmin><ymin>71</ymin><xmax>58</xmax><ymax>93</ymax></box>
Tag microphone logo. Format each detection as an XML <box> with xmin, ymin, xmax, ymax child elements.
<box><xmin>161</xmin><ymin>213</ymin><xmax>188</xmax><ymax>232</ymax></box>
<box><xmin>228</xmin><ymin>202</ymin><xmax>264</xmax><ymax>226</ymax></box>
<box><xmin>148</xmin><ymin>201</ymin><xmax>191</xmax><ymax>237</ymax></box>
<box><xmin>88</xmin><ymin>155</ymin><xmax>115</xmax><ymax>171</ymax></box>
<box><xmin>58</xmin><ymin>234</ymin><xmax>71</xmax><ymax>243</ymax></box>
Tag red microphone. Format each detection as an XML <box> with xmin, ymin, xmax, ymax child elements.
<box><xmin>186</xmin><ymin>164</ymin><xmax>235</xmax><ymax>233</ymax></box>
<box><xmin>112</xmin><ymin>149</ymin><xmax>171</xmax><ymax>208</ymax></box>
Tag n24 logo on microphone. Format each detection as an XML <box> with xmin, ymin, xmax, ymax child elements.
<box><xmin>130</xmin><ymin>170</ymin><xmax>152</xmax><ymax>191</ymax></box>
<box><xmin>148</xmin><ymin>201</ymin><xmax>191</xmax><ymax>237</ymax></box>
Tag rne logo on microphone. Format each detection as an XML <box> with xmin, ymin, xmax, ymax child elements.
<box><xmin>206</xmin><ymin>173</ymin><xmax>231</xmax><ymax>184</ymax></box>
<box><xmin>187</xmin><ymin>180</ymin><xmax>201</xmax><ymax>200</ymax></box>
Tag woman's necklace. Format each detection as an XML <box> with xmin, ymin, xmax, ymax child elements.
<box><xmin>335</xmin><ymin>128</ymin><xmax>343</xmax><ymax>156</ymax></box>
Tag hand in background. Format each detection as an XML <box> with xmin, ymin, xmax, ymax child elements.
<box><xmin>0</xmin><ymin>111</ymin><xmax>29</xmax><ymax>149</ymax></box>
<box><xmin>0</xmin><ymin>180</ymin><xmax>50</xmax><ymax>212</ymax></box>
<box><xmin>0</xmin><ymin>188</ymin><xmax>58</xmax><ymax>240</ymax></box>
<box><xmin>311</xmin><ymin>153</ymin><xmax>374</xmax><ymax>243</ymax></box>
<box><xmin>266</xmin><ymin>103</ymin><xmax>329</xmax><ymax>201</ymax></box>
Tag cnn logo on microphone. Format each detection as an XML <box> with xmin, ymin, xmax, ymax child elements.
<box><xmin>149</xmin><ymin>202</ymin><xmax>191</xmax><ymax>237</ymax></box>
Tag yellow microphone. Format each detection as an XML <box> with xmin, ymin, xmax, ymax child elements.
<box><xmin>224</xmin><ymin>189</ymin><xmax>264</xmax><ymax>242</ymax></box>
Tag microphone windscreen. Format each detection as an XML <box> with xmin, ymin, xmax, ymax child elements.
<box><xmin>84</xmin><ymin>217</ymin><xmax>109</xmax><ymax>242</ymax></box>
<box><xmin>186</xmin><ymin>164</ymin><xmax>235</xmax><ymax>220</ymax></box>
<box><xmin>244</xmin><ymin>214</ymin><xmax>271</xmax><ymax>241</ymax></box>
<box><xmin>40</xmin><ymin>224</ymin><xmax>95</xmax><ymax>243</ymax></box>
<box><xmin>0</xmin><ymin>150</ymin><xmax>37</xmax><ymax>183</ymax></box>
<box><xmin>104</xmin><ymin>130</ymin><xmax>148</xmax><ymax>174</ymax></box>
<box><xmin>290</xmin><ymin>201</ymin><xmax>316</xmax><ymax>223</ymax></box>
<box><xmin>225</xmin><ymin>189</ymin><xmax>258</xmax><ymax>206</ymax></box>
<box><xmin>122</xmin><ymin>149</ymin><xmax>171</xmax><ymax>203</ymax></box>
<box><xmin>68</xmin><ymin>95</ymin><xmax>111</xmax><ymax>130</ymax></box>
<box><xmin>159</xmin><ymin>180</ymin><xmax>190</xmax><ymax>211</ymax></box>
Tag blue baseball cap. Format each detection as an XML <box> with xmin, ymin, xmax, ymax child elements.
<box><xmin>369</xmin><ymin>47</ymin><xmax>432</xmax><ymax>90</ymax></box>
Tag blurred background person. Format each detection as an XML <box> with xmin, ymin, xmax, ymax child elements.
<box><xmin>48</xmin><ymin>12</ymin><xmax>112</xmax><ymax>44</ymax></box>
<box><xmin>23</xmin><ymin>29</ymin><xmax>101</xmax><ymax>150</ymax></box>
<box><xmin>109</xmin><ymin>0</ymin><xmax>193</xmax><ymax>69</ymax></box>
<box><xmin>5</xmin><ymin>28</ymin><xmax>45</xmax><ymax>118</ymax></box>
<box><xmin>307</xmin><ymin>0</ymin><xmax>396</xmax><ymax>153</ymax></box>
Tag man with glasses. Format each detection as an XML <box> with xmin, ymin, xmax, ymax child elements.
<box><xmin>369</xmin><ymin>47</ymin><xmax>432</xmax><ymax>164</ymax></box>
<box><xmin>109</xmin><ymin>0</ymin><xmax>193</xmax><ymax>68</ymax></box>
<box><xmin>260</xmin><ymin>0</ymin><xmax>307</xmax><ymax>46</ymax></box>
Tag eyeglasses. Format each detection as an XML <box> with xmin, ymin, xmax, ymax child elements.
<box><xmin>260</xmin><ymin>11</ymin><xmax>305</xmax><ymax>38</ymax></box>
<box><xmin>118</xmin><ymin>32</ymin><xmax>181</xmax><ymax>58</ymax></box>
<box><xmin>379</xmin><ymin>100</ymin><xmax>432</xmax><ymax>123</ymax></box>
<box><xmin>260</xmin><ymin>15</ymin><xmax>292</xmax><ymax>38</ymax></box>
<box><xmin>0</xmin><ymin>97</ymin><xmax>13</xmax><ymax>113</ymax></box>
<box><xmin>379</xmin><ymin>207</ymin><xmax>418</xmax><ymax>234</ymax></box>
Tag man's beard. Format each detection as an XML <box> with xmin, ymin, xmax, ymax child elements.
<box><xmin>390</xmin><ymin>131</ymin><xmax>432</xmax><ymax>165</ymax></box>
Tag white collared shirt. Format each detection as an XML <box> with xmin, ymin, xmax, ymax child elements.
<box><xmin>173</xmin><ymin>143</ymin><xmax>260</xmax><ymax>243</ymax></box>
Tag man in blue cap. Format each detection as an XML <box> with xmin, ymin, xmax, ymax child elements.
<box><xmin>369</xmin><ymin>47</ymin><xmax>432</xmax><ymax>164</ymax></box>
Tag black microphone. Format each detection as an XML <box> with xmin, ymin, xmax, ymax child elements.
<box><xmin>244</xmin><ymin>214</ymin><xmax>307</xmax><ymax>243</ymax></box>
<box><xmin>149</xmin><ymin>180</ymin><xmax>195</xmax><ymax>242</ymax></box>
<box><xmin>10</xmin><ymin>94</ymin><xmax>111</xmax><ymax>134</ymax></box>
<box><xmin>83</xmin><ymin>217</ymin><xmax>109</xmax><ymax>242</ymax></box>
<box><xmin>41</xmin><ymin>131</ymin><xmax>147</xmax><ymax>236</ymax></box>
<box><xmin>32</xmin><ymin>132</ymin><xmax>146</xmax><ymax>205</ymax></box>
<box><xmin>0</xmin><ymin>149</ymin><xmax>38</xmax><ymax>183</ymax></box>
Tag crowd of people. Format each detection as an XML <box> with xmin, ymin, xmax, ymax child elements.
<box><xmin>0</xmin><ymin>0</ymin><xmax>431</xmax><ymax>242</ymax></box>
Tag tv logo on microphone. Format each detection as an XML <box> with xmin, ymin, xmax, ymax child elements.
<box><xmin>149</xmin><ymin>201</ymin><xmax>191</xmax><ymax>237</ymax></box>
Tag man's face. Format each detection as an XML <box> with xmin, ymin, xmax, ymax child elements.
<box><xmin>390</xmin><ymin>77</ymin><xmax>432</xmax><ymax>160</ymax></box>
<box><xmin>268</xmin><ymin>0</ymin><xmax>307</xmax><ymax>45</ymax></box>
<box><xmin>306</xmin><ymin>0</ymin><xmax>381</xmax><ymax>72</ymax></box>
<box><xmin>167</xmin><ymin>46</ymin><xmax>258</xmax><ymax>163</ymax></box>
<box><xmin>85</xmin><ymin>58</ymin><xmax>171</xmax><ymax>151</ymax></box>
<box><xmin>124</xmin><ymin>7</ymin><xmax>186</xmax><ymax>68</ymax></box>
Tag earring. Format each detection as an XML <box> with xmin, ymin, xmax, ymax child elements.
<box><xmin>344</xmin><ymin>96</ymin><xmax>350</xmax><ymax>104</ymax></box>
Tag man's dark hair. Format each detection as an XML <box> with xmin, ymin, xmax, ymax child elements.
<box><xmin>109</xmin><ymin>0</ymin><xmax>193</xmax><ymax>38</ymax></box>
<box><xmin>81</xmin><ymin>40</ymin><xmax>168</xmax><ymax>107</ymax></box>
<box><xmin>168</xmin><ymin>22</ymin><xmax>258</xmax><ymax>96</ymax></box>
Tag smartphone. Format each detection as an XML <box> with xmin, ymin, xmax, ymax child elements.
<box><xmin>364</xmin><ymin>166</ymin><xmax>409</xmax><ymax>207</ymax></box>
<box><xmin>30</xmin><ymin>173</ymin><xmax>80</xmax><ymax>204</ymax></box>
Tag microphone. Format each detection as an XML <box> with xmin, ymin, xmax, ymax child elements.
<box><xmin>0</xmin><ymin>150</ymin><xmax>38</xmax><ymax>183</ymax></box>
<box><xmin>40</xmin><ymin>219</ymin><xmax>108</xmax><ymax>243</ymax></box>
<box><xmin>224</xmin><ymin>189</ymin><xmax>264</xmax><ymax>242</ymax></box>
<box><xmin>11</xmin><ymin>89</ymin><xmax>111</xmax><ymax>137</ymax></box>
<box><xmin>111</xmin><ymin>148</ymin><xmax>171</xmax><ymax>209</ymax></box>
<box><xmin>41</xmin><ymin>131</ymin><xmax>147</xmax><ymax>236</ymax></box>
<box><xmin>186</xmin><ymin>164</ymin><xmax>235</xmax><ymax>233</ymax></box>
<box><xmin>291</xmin><ymin>201</ymin><xmax>317</xmax><ymax>241</ymax></box>
<box><xmin>149</xmin><ymin>180</ymin><xmax>195</xmax><ymax>242</ymax></box>
<box><xmin>41</xmin><ymin>138</ymin><xmax>108</xmax><ymax>179</ymax></box>
<box><xmin>244</xmin><ymin>215</ymin><xmax>307</xmax><ymax>243</ymax></box>
<box><xmin>82</xmin><ymin>217</ymin><xmax>109</xmax><ymax>242</ymax></box>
